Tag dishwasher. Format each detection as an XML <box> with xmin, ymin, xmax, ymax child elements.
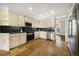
<box><xmin>47</xmin><ymin>32</ymin><xmax>55</xmax><ymax>41</ymax></box>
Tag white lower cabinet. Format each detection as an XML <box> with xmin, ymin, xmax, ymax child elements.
<box><xmin>40</xmin><ymin>31</ymin><xmax>47</xmax><ymax>39</ymax></box>
<box><xmin>12</xmin><ymin>36</ymin><xmax>19</xmax><ymax>48</ymax></box>
<box><xmin>9</xmin><ymin>34</ymin><xmax>19</xmax><ymax>49</ymax></box>
<box><xmin>19</xmin><ymin>33</ymin><xmax>26</xmax><ymax>45</ymax></box>
<box><xmin>34</xmin><ymin>31</ymin><xmax>40</xmax><ymax>39</ymax></box>
<box><xmin>0</xmin><ymin>33</ymin><xmax>9</xmax><ymax>51</ymax></box>
<box><xmin>34</xmin><ymin>31</ymin><xmax>47</xmax><ymax>39</ymax></box>
<box><xmin>9</xmin><ymin>33</ymin><xmax>26</xmax><ymax>49</ymax></box>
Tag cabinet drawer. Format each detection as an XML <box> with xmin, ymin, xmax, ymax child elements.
<box><xmin>10</xmin><ymin>34</ymin><xmax>19</xmax><ymax>37</ymax></box>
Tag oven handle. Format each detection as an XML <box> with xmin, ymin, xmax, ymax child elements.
<box><xmin>27</xmin><ymin>33</ymin><xmax>34</xmax><ymax>35</ymax></box>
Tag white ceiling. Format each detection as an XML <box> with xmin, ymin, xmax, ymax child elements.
<box><xmin>0</xmin><ymin>3</ymin><xmax>73</xmax><ymax>20</ymax></box>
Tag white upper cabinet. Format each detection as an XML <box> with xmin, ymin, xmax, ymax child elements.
<box><xmin>47</xmin><ymin>19</ymin><xmax>55</xmax><ymax>27</ymax></box>
<box><xmin>0</xmin><ymin>7</ymin><xmax>55</xmax><ymax>27</ymax></box>
<box><xmin>39</xmin><ymin>18</ymin><xmax>55</xmax><ymax>28</ymax></box>
<box><xmin>9</xmin><ymin>10</ymin><xmax>25</xmax><ymax>26</ymax></box>
<box><xmin>0</xmin><ymin>7</ymin><xmax>25</xmax><ymax>26</ymax></box>
<box><xmin>32</xmin><ymin>20</ymin><xmax>40</xmax><ymax>28</ymax></box>
<box><xmin>0</xmin><ymin>7</ymin><xmax>9</xmax><ymax>25</ymax></box>
<box><xmin>18</xmin><ymin>14</ymin><xmax>25</xmax><ymax>26</ymax></box>
<box><xmin>9</xmin><ymin>10</ymin><xmax>18</xmax><ymax>26</ymax></box>
<box><xmin>32</xmin><ymin>18</ymin><xmax>55</xmax><ymax>28</ymax></box>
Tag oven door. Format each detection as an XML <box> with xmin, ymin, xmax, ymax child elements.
<box><xmin>27</xmin><ymin>33</ymin><xmax>34</xmax><ymax>41</ymax></box>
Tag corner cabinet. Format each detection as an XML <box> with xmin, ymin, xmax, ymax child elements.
<box><xmin>34</xmin><ymin>31</ymin><xmax>47</xmax><ymax>39</ymax></box>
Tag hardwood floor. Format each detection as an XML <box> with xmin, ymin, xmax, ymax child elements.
<box><xmin>0</xmin><ymin>49</ymin><xmax>9</xmax><ymax>56</ymax></box>
<box><xmin>10</xmin><ymin>39</ymin><xmax>71</xmax><ymax>56</ymax></box>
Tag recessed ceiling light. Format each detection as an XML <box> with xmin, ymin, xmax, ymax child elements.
<box><xmin>29</xmin><ymin>7</ymin><xmax>32</xmax><ymax>11</ymax></box>
<box><xmin>50</xmin><ymin>10</ymin><xmax>54</xmax><ymax>14</ymax></box>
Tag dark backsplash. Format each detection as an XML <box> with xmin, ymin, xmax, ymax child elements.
<box><xmin>0</xmin><ymin>26</ymin><xmax>21</xmax><ymax>33</ymax></box>
<box><xmin>34</xmin><ymin>27</ymin><xmax>55</xmax><ymax>32</ymax></box>
<box><xmin>0</xmin><ymin>26</ymin><xmax>55</xmax><ymax>33</ymax></box>
<box><xmin>22</xmin><ymin>27</ymin><xmax>34</xmax><ymax>33</ymax></box>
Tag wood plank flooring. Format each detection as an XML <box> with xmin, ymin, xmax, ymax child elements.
<box><xmin>0</xmin><ymin>49</ymin><xmax>9</xmax><ymax>56</ymax></box>
<box><xmin>10</xmin><ymin>39</ymin><xmax>71</xmax><ymax>56</ymax></box>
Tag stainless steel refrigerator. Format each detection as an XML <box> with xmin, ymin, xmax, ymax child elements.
<box><xmin>68</xmin><ymin>4</ymin><xmax>78</xmax><ymax>55</ymax></box>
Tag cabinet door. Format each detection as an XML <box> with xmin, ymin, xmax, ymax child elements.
<box><xmin>40</xmin><ymin>32</ymin><xmax>47</xmax><ymax>39</ymax></box>
<box><xmin>13</xmin><ymin>36</ymin><xmax>19</xmax><ymax>47</ymax></box>
<box><xmin>9</xmin><ymin>11</ymin><xmax>18</xmax><ymax>26</ymax></box>
<box><xmin>40</xmin><ymin>20</ymin><xmax>49</xmax><ymax>28</ymax></box>
<box><xmin>9</xmin><ymin>37</ymin><xmax>14</xmax><ymax>49</ymax></box>
<box><xmin>32</xmin><ymin>20</ymin><xmax>40</xmax><ymax>28</ymax></box>
<box><xmin>19</xmin><ymin>33</ymin><xmax>26</xmax><ymax>45</ymax></box>
<box><xmin>0</xmin><ymin>7</ymin><xmax>9</xmax><ymax>25</ymax></box>
<box><xmin>18</xmin><ymin>15</ymin><xmax>25</xmax><ymax>26</ymax></box>
<box><xmin>47</xmin><ymin>19</ymin><xmax>55</xmax><ymax>27</ymax></box>
<box><xmin>32</xmin><ymin>20</ymin><xmax>36</xmax><ymax>27</ymax></box>
<box><xmin>9</xmin><ymin>34</ymin><xmax>19</xmax><ymax>49</ymax></box>
<box><xmin>0</xmin><ymin>33</ymin><xmax>9</xmax><ymax>51</ymax></box>
<box><xmin>39</xmin><ymin>20</ymin><xmax>42</xmax><ymax>28</ymax></box>
<box><xmin>34</xmin><ymin>32</ymin><xmax>40</xmax><ymax>39</ymax></box>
